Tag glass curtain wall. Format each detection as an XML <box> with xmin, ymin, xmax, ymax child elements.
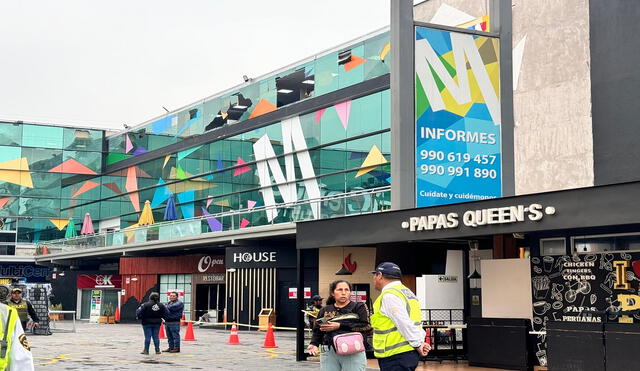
<box><xmin>0</xmin><ymin>122</ymin><xmax>104</xmax><ymax>242</ymax></box>
<box><xmin>105</xmin><ymin>32</ymin><xmax>391</xmax><ymax>166</ymax></box>
<box><xmin>62</xmin><ymin>89</ymin><xmax>391</xmax><ymax>232</ymax></box>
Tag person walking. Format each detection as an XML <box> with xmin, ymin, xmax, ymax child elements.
<box><xmin>370</xmin><ymin>262</ymin><xmax>430</xmax><ymax>371</ymax></box>
<box><xmin>0</xmin><ymin>285</ymin><xmax>35</xmax><ymax>370</ymax></box>
<box><xmin>6</xmin><ymin>288</ymin><xmax>39</xmax><ymax>333</ymax></box>
<box><xmin>136</xmin><ymin>292</ymin><xmax>168</xmax><ymax>355</ymax></box>
<box><xmin>304</xmin><ymin>294</ymin><xmax>323</xmax><ymax>328</ymax></box>
<box><xmin>307</xmin><ymin>280</ymin><xmax>371</xmax><ymax>371</ymax></box>
<box><xmin>163</xmin><ymin>291</ymin><xmax>184</xmax><ymax>353</ymax></box>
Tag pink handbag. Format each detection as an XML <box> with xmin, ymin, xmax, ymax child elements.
<box><xmin>332</xmin><ymin>332</ymin><xmax>365</xmax><ymax>355</ymax></box>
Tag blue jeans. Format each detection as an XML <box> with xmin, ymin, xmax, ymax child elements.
<box><xmin>142</xmin><ymin>324</ymin><xmax>160</xmax><ymax>352</ymax></box>
<box><xmin>165</xmin><ymin>323</ymin><xmax>181</xmax><ymax>349</ymax></box>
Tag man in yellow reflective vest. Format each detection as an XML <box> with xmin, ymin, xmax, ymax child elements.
<box><xmin>371</xmin><ymin>262</ymin><xmax>430</xmax><ymax>371</ymax></box>
<box><xmin>0</xmin><ymin>285</ymin><xmax>34</xmax><ymax>370</ymax></box>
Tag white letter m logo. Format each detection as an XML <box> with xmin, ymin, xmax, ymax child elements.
<box><xmin>253</xmin><ymin>116</ymin><xmax>321</xmax><ymax>222</ymax></box>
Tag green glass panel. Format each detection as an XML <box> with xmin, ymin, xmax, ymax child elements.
<box><xmin>22</xmin><ymin>148</ymin><xmax>62</xmax><ymax>171</ymax></box>
<box><xmin>0</xmin><ymin>122</ymin><xmax>22</xmax><ymax>146</ymax></box>
<box><xmin>339</xmin><ymin>44</ymin><xmax>365</xmax><ymax>89</ymax></box>
<box><xmin>106</xmin><ymin>153</ymin><xmax>130</xmax><ymax>165</ymax></box>
<box><xmin>63</xmin><ymin>128</ymin><xmax>103</xmax><ymax>151</ymax></box>
<box><xmin>21</xmin><ymin>173</ymin><xmax>61</xmax><ymax>197</ymax></box>
<box><xmin>320</xmin><ymin>106</ymin><xmax>346</xmax><ymax>144</ymax></box>
<box><xmin>18</xmin><ymin>197</ymin><xmax>60</xmax><ymax>218</ymax></box>
<box><xmin>63</xmin><ymin>151</ymin><xmax>101</xmax><ymax>174</ymax></box>
<box><xmin>314</xmin><ymin>52</ymin><xmax>339</xmax><ymax>96</ymax></box>
<box><xmin>203</xmin><ymin>97</ymin><xmax>223</xmax><ymax>133</ymax></box>
<box><xmin>364</xmin><ymin>32</ymin><xmax>391</xmax><ymax>80</ymax></box>
<box><xmin>299</xmin><ymin>111</ymin><xmax>321</xmax><ymax>148</ymax></box>
<box><xmin>347</xmin><ymin>91</ymin><xmax>382</xmax><ymax>138</ymax></box>
<box><xmin>0</xmin><ymin>146</ymin><xmax>21</xmax><ymax>163</ymax></box>
<box><xmin>107</xmin><ymin>134</ymin><xmax>124</xmax><ymax>153</ymax></box>
<box><xmin>0</xmin><ymin>198</ymin><xmax>18</xmax><ymax>217</ymax></box>
<box><xmin>22</xmin><ymin>125</ymin><xmax>63</xmax><ymax>149</ymax></box>
<box><xmin>147</xmin><ymin>135</ymin><xmax>175</xmax><ymax>151</ymax></box>
<box><xmin>381</xmin><ymin>89</ymin><xmax>391</xmax><ymax>129</ymax></box>
<box><xmin>176</xmin><ymin>103</ymin><xmax>204</xmax><ymax>139</ymax></box>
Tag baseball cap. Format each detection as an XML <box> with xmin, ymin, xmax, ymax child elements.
<box><xmin>370</xmin><ymin>262</ymin><xmax>403</xmax><ymax>279</ymax></box>
<box><xmin>311</xmin><ymin>295</ymin><xmax>323</xmax><ymax>301</ymax></box>
<box><xmin>11</xmin><ymin>288</ymin><xmax>22</xmax><ymax>293</ymax></box>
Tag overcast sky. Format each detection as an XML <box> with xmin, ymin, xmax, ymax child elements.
<box><xmin>0</xmin><ymin>0</ymin><xmax>390</xmax><ymax>131</ymax></box>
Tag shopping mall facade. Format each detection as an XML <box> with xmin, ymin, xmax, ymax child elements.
<box><xmin>2</xmin><ymin>0</ymin><xmax>640</xmax><ymax>369</ymax></box>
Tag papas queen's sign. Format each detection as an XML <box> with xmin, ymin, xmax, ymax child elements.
<box><xmin>401</xmin><ymin>203</ymin><xmax>557</xmax><ymax>232</ymax></box>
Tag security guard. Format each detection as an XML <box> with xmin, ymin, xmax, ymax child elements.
<box><xmin>370</xmin><ymin>262</ymin><xmax>430</xmax><ymax>371</ymax></box>
<box><xmin>6</xmin><ymin>289</ymin><xmax>39</xmax><ymax>333</ymax></box>
<box><xmin>0</xmin><ymin>285</ymin><xmax>34</xmax><ymax>370</ymax></box>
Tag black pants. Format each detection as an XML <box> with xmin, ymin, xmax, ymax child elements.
<box><xmin>378</xmin><ymin>350</ymin><xmax>420</xmax><ymax>371</ymax></box>
<box><xmin>21</xmin><ymin>321</ymin><xmax>28</xmax><ymax>332</ymax></box>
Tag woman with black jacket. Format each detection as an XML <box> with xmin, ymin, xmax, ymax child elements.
<box><xmin>136</xmin><ymin>292</ymin><xmax>168</xmax><ymax>355</ymax></box>
<box><xmin>307</xmin><ymin>280</ymin><xmax>371</xmax><ymax>371</ymax></box>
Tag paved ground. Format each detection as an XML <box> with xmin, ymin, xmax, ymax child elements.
<box><xmin>28</xmin><ymin>322</ymin><xmax>506</xmax><ymax>370</ymax></box>
<box><xmin>29</xmin><ymin>321</ymin><xmax>319</xmax><ymax>370</ymax></box>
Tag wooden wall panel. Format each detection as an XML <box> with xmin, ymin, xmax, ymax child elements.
<box><xmin>120</xmin><ymin>255</ymin><xmax>224</xmax><ymax>274</ymax></box>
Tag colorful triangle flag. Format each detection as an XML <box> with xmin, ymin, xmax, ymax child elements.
<box><xmin>233</xmin><ymin>157</ymin><xmax>251</xmax><ymax>176</ymax></box>
<box><xmin>247</xmin><ymin>200</ymin><xmax>256</xmax><ymax>210</ymax></box>
<box><xmin>356</xmin><ymin>145</ymin><xmax>388</xmax><ymax>177</ymax></box>
<box><xmin>49</xmin><ymin>218</ymin><xmax>70</xmax><ymax>231</ymax></box>
<box><xmin>334</xmin><ymin>100</ymin><xmax>352</xmax><ymax>130</ymax></box>
<box><xmin>0</xmin><ymin>158</ymin><xmax>33</xmax><ymax>188</ymax></box>
<box><xmin>249</xmin><ymin>98</ymin><xmax>277</xmax><ymax>119</ymax></box>
<box><xmin>125</xmin><ymin>135</ymin><xmax>133</xmax><ymax>153</ymax></box>
<box><xmin>239</xmin><ymin>218</ymin><xmax>250</xmax><ymax>229</ymax></box>
<box><xmin>48</xmin><ymin>159</ymin><xmax>96</xmax><ymax>175</ymax></box>
<box><xmin>177</xmin><ymin>146</ymin><xmax>202</xmax><ymax>162</ymax></box>
<box><xmin>343</xmin><ymin>55</ymin><xmax>366</xmax><ymax>72</ymax></box>
<box><xmin>201</xmin><ymin>208</ymin><xmax>223</xmax><ymax>232</ymax></box>
<box><xmin>315</xmin><ymin>108</ymin><xmax>326</xmax><ymax>124</ymax></box>
<box><xmin>72</xmin><ymin>181</ymin><xmax>100</xmax><ymax>198</ymax></box>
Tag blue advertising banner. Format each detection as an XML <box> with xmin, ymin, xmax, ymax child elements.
<box><xmin>415</xmin><ymin>26</ymin><xmax>501</xmax><ymax>207</ymax></box>
<box><xmin>0</xmin><ymin>263</ymin><xmax>50</xmax><ymax>282</ymax></box>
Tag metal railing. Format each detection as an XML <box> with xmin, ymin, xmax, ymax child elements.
<box><xmin>40</xmin><ymin>187</ymin><xmax>390</xmax><ymax>253</ymax></box>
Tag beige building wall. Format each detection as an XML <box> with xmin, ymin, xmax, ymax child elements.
<box><xmin>318</xmin><ymin>247</ymin><xmax>377</xmax><ymax>304</ymax></box>
<box><xmin>512</xmin><ymin>0</ymin><xmax>593</xmax><ymax>194</ymax></box>
<box><xmin>413</xmin><ymin>1</ymin><xmax>594</xmax><ymax>194</ymax></box>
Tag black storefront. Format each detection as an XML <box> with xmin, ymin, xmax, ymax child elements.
<box><xmin>225</xmin><ymin>244</ymin><xmax>318</xmax><ymax>329</ymax></box>
<box><xmin>295</xmin><ymin>181</ymin><xmax>640</xmax><ymax>369</ymax></box>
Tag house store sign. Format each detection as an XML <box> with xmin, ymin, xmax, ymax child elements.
<box><xmin>401</xmin><ymin>203</ymin><xmax>557</xmax><ymax>232</ymax></box>
<box><xmin>226</xmin><ymin>246</ymin><xmax>296</xmax><ymax>269</ymax></box>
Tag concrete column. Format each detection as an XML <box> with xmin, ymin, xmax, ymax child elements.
<box><xmin>390</xmin><ymin>0</ymin><xmax>416</xmax><ymax>210</ymax></box>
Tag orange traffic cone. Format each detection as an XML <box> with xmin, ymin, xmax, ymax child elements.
<box><xmin>183</xmin><ymin>321</ymin><xmax>196</xmax><ymax>341</ymax></box>
<box><xmin>262</xmin><ymin>323</ymin><xmax>278</xmax><ymax>348</ymax></box>
<box><xmin>115</xmin><ymin>307</ymin><xmax>120</xmax><ymax>323</ymax></box>
<box><xmin>180</xmin><ymin>313</ymin><xmax>186</xmax><ymax>326</ymax></box>
<box><xmin>227</xmin><ymin>323</ymin><xmax>240</xmax><ymax>345</ymax></box>
<box><xmin>159</xmin><ymin>323</ymin><xmax>167</xmax><ymax>339</ymax></box>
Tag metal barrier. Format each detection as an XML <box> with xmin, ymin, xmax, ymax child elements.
<box><xmin>48</xmin><ymin>310</ymin><xmax>76</xmax><ymax>333</ymax></box>
<box><xmin>39</xmin><ymin>187</ymin><xmax>390</xmax><ymax>254</ymax></box>
<box><xmin>421</xmin><ymin>309</ymin><xmax>465</xmax><ymax>325</ymax></box>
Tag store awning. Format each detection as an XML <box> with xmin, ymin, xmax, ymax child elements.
<box><xmin>297</xmin><ymin>181</ymin><xmax>640</xmax><ymax>249</ymax></box>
